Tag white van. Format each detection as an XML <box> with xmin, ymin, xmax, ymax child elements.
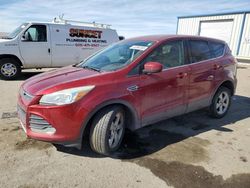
<box><xmin>0</xmin><ymin>18</ymin><xmax>119</xmax><ymax>79</ymax></box>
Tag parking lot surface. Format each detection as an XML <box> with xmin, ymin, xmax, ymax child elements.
<box><xmin>0</xmin><ymin>65</ymin><xmax>250</xmax><ymax>188</ymax></box>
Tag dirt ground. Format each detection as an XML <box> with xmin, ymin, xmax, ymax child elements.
<box><xmin>0</xmin><ymin>65</ymin><xmax>250</xmax><ymax>188</ymax></box>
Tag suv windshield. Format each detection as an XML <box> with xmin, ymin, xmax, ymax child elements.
<box><xmin>6</xmin><ymin>23</ymin><xmax>28</xmax><ymax>39</ymax></box>
<box><xmin>78</xmin><ymin>40</ymin><xmax>154</xmax><ymax>71</ymax></box>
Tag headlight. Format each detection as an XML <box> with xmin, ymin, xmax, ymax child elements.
<box><xmin>39</xmin><ymin>86</ymin><xmax>95</xmax><ymax>105</ymax></box>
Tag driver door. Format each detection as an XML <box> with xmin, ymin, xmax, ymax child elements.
<box><xmin>137</xmin><ymin>40</ymin><xmax>190</xmax><ymax>125</ymax></box>
<box><xmin>19</xmin><ymin>24</ymin><xmax>51</xmax><ymax>68</ymax></box>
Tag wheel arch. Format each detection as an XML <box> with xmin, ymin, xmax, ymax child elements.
<box><xmin>216</xmin><ymin>80</ymin><xmax>235</xmax><ymax>96</ymax></box>
<box><xmin>209</xmin><ymin>80</ymin><xmax>235</xmax><ymax>106</ymax></box>
<box><xmin>0</xmin><ymin>54</ymin><xmax>23</xmax><ymax>67</ymax></box>
<box><xmin>79</xmin><ymin>99</ymin><xmax>140</xmax><ymax>147</ymax></box>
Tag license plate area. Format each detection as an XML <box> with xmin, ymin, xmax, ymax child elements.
<box><xmin>17</xmin><ymin>105</ymin><xmax>27</xmax><ymax>132</ymax></box>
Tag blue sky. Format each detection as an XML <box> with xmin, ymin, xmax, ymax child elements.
<box><xmin>0</xmin><ymin>0</ymin><xmax>250</xmax><ymax>38</ymax></box>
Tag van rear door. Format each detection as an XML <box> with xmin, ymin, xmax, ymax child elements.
<box><xmin>18</xmin><ymin>24</ymin><xmax>51</xmax><ymax>68</ymax></box>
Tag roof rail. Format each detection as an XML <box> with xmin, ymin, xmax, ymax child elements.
<box><xmin>52</xmin><ymin>15</ymin><xmax>111</xmax><ymax>29</ymax></box>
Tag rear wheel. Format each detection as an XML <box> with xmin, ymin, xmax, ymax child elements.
<box><xmin>209</xmin><ymin>86</ymin><xmax>231</xmax><ymax>118</ymax></box>
<box><xmin>90</xmin><ymin>106</ymin><xmax>125</xmax><ymax>155</ymax></box>
<box><xmin>0</xmin><ymin>58</ymin><xmax>21</xmax><ymax>80</ymax></box>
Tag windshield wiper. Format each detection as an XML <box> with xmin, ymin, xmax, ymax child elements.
<box><xmin>82</xmin><ymin>65</ymin><xmax>101</xmax><ymax>72</ymax></box>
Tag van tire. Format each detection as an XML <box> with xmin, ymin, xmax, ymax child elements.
<box><xmin>0</xmin><ymin>58</ymin><xmax>21</xmax><ymax>80</ymax></box>
<box><xmin>209</xmin><ymin>86</ymin><xmax>231</xmax><ymax>118</ymax></box>
<box><xmin>89</xmin><ymin>106</ymin><xmax>125</xmax><ymax>155</ymax></box>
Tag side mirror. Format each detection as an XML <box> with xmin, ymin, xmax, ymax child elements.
<box><xmin>143</xmin><ymin>62</ymin><xmax>163</xmax><ymax>74</ymax></box>
<box><xmin>21</xmin><ymin>32</ymin><xmax>29</xmax><ymax>41</ymax></box>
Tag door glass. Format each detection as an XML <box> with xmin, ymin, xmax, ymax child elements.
<box><xmin>144</xmin><ymin>40</ymin><xmax>185</xmax><ymax>69</ymax></box>
<box><xmin>210</xmin><ymin>42</ymin><xmax>225</xmax><ymax>58</ymax></box>
<box><xmin>24</xmin><ymin>25</ymin><xmax>47</xmax><ymax>42</ymax></box>
<box><xmin>189</xmin><ymin>40</ymin><xmax>212</xmax><ymax>63</ymax></box>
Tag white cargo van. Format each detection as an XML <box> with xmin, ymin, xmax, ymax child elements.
<box><xmin>0</xmin><ymin>18</ymin><xmax>119</xmax><ymax>80</ymax></box>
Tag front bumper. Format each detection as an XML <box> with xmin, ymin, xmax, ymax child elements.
<box><xmin>17</xmin><ymin>92</ymin><xmax>90</xmax><ymax>148</ymax></box>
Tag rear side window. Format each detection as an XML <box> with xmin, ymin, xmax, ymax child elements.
<box><xmin>189</xmin><ymin>40</ymin><xmax>212</xmax><ymax>63</ymax></box>
<box><xmin>210</xmin><ymin>42</ymin><xmax>225</xmax><ymax>58</ymax></box>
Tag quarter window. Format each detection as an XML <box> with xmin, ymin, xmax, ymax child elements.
<box><xmin>189</xmin><ymin>40</ymin><xmax>212</xmax><ymax>63</ymax></box>
<box><xmin>24</xmin><ymin>25</ymin><xmax>47</xmax><ymax>42</ymax></box>
<box><xmin>210</xmin><ymin>42</ymin><xmax>225</xmax><ymax>58</ymax></box>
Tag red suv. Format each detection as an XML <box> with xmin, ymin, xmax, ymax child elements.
<box><xmin>17</xmin><ymin>35</ymin><xmax>237</xmax><ymax>155</ymax></box>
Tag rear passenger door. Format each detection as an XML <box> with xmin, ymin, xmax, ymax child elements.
<box><xmin>186</xmin><ymin>39</ymin><xmax>215</xmax><ymax>112</ymax></box>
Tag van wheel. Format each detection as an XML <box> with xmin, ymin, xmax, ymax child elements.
<box><xmin>90</xmin><ymin>106</ymin><xmax>125</xmax><ymax>155</ymax></box>
<box><xmin>0</xmin><ymin>58</ymin><xmax>21</xmax><ymax>80</ymax></box>
<box><xmin>209</xmin><ymin>86</ymin><xmax>231</xmax><ymax>118</ymax></box>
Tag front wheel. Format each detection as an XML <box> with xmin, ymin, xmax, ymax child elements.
<box><xmin>0</xmin><ymin>58</ymin><xmax>21</xmax><ymax>80</ymax></box>
<box><xmin>90</xmin><ymin>106</ymin><xmax>125</xmax><ymax>155</ymax></box>
<box><xmin>209</xmin><ymin>86</ymin><xmax>231</xmax><ymax>118</ymax></box>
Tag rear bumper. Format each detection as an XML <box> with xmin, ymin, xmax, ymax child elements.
<box><xmin>17</xmin><ymin>95</ymin><xmax>90</xmax><ymax>149</ymax></box>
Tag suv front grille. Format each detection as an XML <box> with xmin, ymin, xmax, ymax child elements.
<box><xmin>29</xmin><ymin>114</ymin><xmax>56</xmax><ymax>134</ymax></box>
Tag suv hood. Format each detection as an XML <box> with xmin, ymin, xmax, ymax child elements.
<box><xmin>22</xmin><ymin>66</ymin><xmax>101</xmax><ymax>95</ymax></box>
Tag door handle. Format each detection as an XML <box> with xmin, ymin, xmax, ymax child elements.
<box><xmin>207</xmin><ymin>75</ymin><xmax>214</xmax><ymax>81</ymax></box>
<box><xmin>176</xmin><ymin>72</ymin><xmax>188</xmax><ymax>79</ymax></box>
<box><xmin>127</xmin><ymin>85</ymin><xmax>139</xmax><ymax>92</ymax></box>
<box><xmin>48</xmin><ymin>48</ymin><xmax>51</xmax><ymax>54</ymax></box>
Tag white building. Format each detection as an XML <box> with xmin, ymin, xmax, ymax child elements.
<box><xmin>0</xmin><ymin>32</ymin><xmax>8</xmax><ymax>38</ymax></box>
<box><xmin>177</xmin><ymin>11</ymin><xmax>250</xmax><ymax>61</ymax></box>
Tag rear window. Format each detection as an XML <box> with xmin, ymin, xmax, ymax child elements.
<box><xmin>210</xmin><ymin>42</ymin><xmax>225</xmax><ymax>58</ymax></box>
<box><xmin>189</xmin><ymin>40</ymin><xmax>212</xmax><ymax>63</ymax></box>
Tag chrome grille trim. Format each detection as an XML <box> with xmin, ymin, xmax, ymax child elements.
<box><xmin>29</xmin><ymin>114</ymin><xmax>56</xmax><ymax>134</ymax></box>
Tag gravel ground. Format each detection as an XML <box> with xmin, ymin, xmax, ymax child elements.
<box><xmin>0</xmin><ymin>65</ymin><xmax>250</xmax><ymax>188</ymax></box>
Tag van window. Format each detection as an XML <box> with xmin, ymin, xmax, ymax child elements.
<box><xmin>24</xmin><ymin>25</ymin><xmax>47</xmax><ymax>42</ymax></box>
<box><xmin>210</xmin><ymin>42</ymin><xmax>225</xmax><ymax>58</ymax></box>
<box><xmin>144</xmin><ymin>40</ymin><xmax>185</xmax><ymax>68</ymax></box>
<box><xmin>189</xmin><ymin>40</ymin><xmax>212</xmax><ymax>63</ymax></box>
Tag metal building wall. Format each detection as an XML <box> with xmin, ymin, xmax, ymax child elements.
<box><xmin>177</xmin><ymin>13</ymin><xmax>246</xmax><ymax>58</ymax></box>
<box><xmin>238</xmin><ymin>13</ymin><xmax>250</xmax><ymax>59</ymax></box>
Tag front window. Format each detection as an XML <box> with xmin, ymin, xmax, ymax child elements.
<box><xmin>144</xmin><ymin>40</ymin><xmax>185</xmax><ymax>68</ymax></box>
<box><xmin>7</xmin><ymin>23</ymin><xmax>28</xmax><ymax>39</ymax></box>
<box><xmin>78</xmin><ymin>40</ymin><xmax>154</xmax><ymax>72</ymax></box>
<box><xmin>23</xmin><ymin>25</ymin><xmax>47</xmax><ymax>42</ymax></box>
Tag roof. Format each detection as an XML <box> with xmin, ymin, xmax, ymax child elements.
<box><xmin>26</xmin><ymin>21</ymin><xmax>114</xmax><ymax>30</ymax></box>
<box><xmin>126</xmin><ymin>34</ymin><xmax>225</xmax><ymax>43</ymax></box>
<box><xmin>178</xmin><ymin>10</ymin><xmax>250</xmax><ymax>19</ymax></box>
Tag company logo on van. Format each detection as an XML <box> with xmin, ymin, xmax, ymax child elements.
<box><xmin>69</xmin><ymin>28</ymin><xmax>102</xmax><ymax>39</ymax></box>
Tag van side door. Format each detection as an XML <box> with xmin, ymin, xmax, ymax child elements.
<box><xmin>186</xmin><ymin>39</ymin><xmax>215</xmax><ymax>112</ymax></box>
<box><xmin>18</xmin><ymin>24</ymin><xmax>51</xmax><ymax>68</ymax></box>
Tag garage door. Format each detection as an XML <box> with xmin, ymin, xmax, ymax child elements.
<box><xmin>199</xmin><ymin>20</ymin><xmax>233</xmax><ymax>44</ymax></box>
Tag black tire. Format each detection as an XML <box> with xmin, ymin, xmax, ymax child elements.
<box><xmin>90</xmin><ymin>106</ymin><xmax>125</xmax><ymax>155</ymax></box>
<box><xmin>0</xmin><ymin>58</ymin><xmax>21</xmax><ymax>80</ymax></box>
<box><xmin>209</xmin><ymin>86</ymin><xmax>232</xmax><ymax>118</ymax></box>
